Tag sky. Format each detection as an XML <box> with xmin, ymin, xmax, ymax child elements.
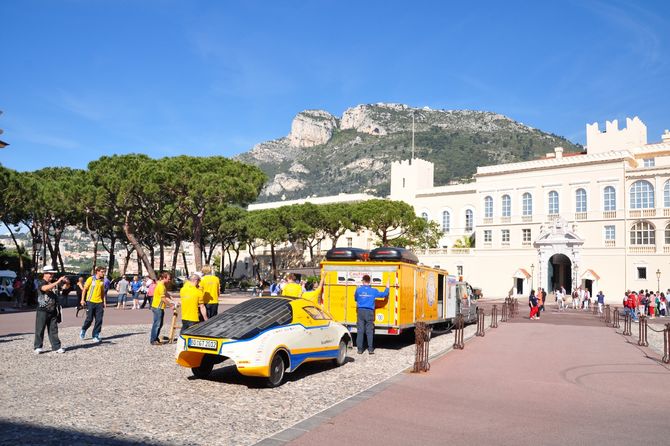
<box><xmin>1</xmin><ymin>0</ymin><xmax>669</xmax><ymax>172</ymax></box>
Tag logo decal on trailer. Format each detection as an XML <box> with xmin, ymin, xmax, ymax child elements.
<box><xmin>376</xmin><ymin>313</ymin><xmax>384</xmax><ymax>321</ymax></box>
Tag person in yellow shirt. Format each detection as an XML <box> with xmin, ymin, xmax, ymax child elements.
<box><xmin>301</xmin><ymin>274</ymin><xmax>326</xmax><ymax>305</ymax></box>
<box><xmin>200</xmin><ymin>265</ymin><xmax>220</xmax><ymax>318</ymax></box>
<box><xmin>79</xmin><ymin>267</ymin><xmax>107</xmax><ymax>343</ymax></box>
<box><xmin>281</xmin><ymin>274</ymin><xmax>303</xmax><ymax>298</ymax></box>
<box><xmin>180</xmin><ymin>273</ymin><xmax>207</xmax><ymax>332</ymax></box>
<box><xmin>150</xmin><ymin>272</ymin><xmax>176</xmax><ymax>345</ymax></box>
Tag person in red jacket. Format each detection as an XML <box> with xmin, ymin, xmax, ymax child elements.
<box><xmin>626</xmin><ymin>291</ymin><xmax>638</xmax><ymax>321</ymax></box>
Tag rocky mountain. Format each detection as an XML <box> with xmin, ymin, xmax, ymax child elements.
<box><xmin>235</xmin><ymin>103</ymin><xmax>582</xmax><ymax>202</ymax></box>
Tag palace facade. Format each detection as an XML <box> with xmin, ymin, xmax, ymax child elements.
<box><xmin>246</xmin><ymin>116</ymin><xmax>670</xmax><ymax>301</ymax></box>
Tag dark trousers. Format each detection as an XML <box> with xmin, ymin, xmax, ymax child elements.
<box><xmin>205</xmin><ymin>304</ymin><xmax>218</xmax><ymax>319</ymax></box>
<box><xmin>140</xmin><ymin>294</ymin><xmax>152</xmax><ymax>308</ymax></box>
<box><xmin>356</xmin><ymin>308</ymin><xmax>375</xmax><ymax>353</ymax></box>
<box><xmin>181</xmin><ymin>320</ymin><xmax>197</xmax><ymax>333</ymax></box>
<box><xmin>34</xmin><ymin>310</ymin><xmax>61</xmax><ymax>350</ymax></box>
<box><xmin>81</xmin><ymin>302</ymin><xmax>104</xmax><ymax>338</ymax></box>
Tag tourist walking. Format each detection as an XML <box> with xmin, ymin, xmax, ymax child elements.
<box><xmin>659</xmin><ymin>293</ymin><xmax>667</xmax><ymax>317</ymax></box>
<box><xmin>556</xmin><ymin>286</ymin><xmax>564</xmax><ymax>311</ymax></box>
<box><xmin>528</xmin><ymin>289</ymin><xmax>539</xmax><ymax>320</ymax></box>
<box><xmin>354</xmin><ymin>275</ymin><xmax>389</xmax><ymax>354</ymax></box>
<box><xmin>150</xmin><ymin>272</ymin><xmax>176</xmax><ymax>345</ymax></box>
<box><xmin>115</xmin><ymin>276</ymin><xmax>129</xmax><ymax>309</ymax></box>
<box><xmin>180</xmin><ymin>273</ymin><xmax>207</xmax><ymax>332</ymax></box>
<box><xmin>130</xmin><ymin>276</ymin><xmax>142</xmax><ymax>309</ymax></box>
<box><xmin>140</xmin><ymin>276</ymin><xmax>154</xmax><ymax>309</ymax></box>
<box><xmin>200</xmin><ymin>265</ymin><xmax>221</xmax><ymax>318</ymax></box>
<box><xmin>34</xmin><ymin>267</ymin><xmax>68</xmax><ymax>354</ymax></box>
<box><xmin>597</xmin><ymin>290</ymin><xmax>605</xmax><ymax>314</ymax></box>
<box><xmin>79</xmin><ymin>267</ymin><xmax>107</xmax><ymax>343</ymax></box>
<box><xmin>572</xmin><ymin>289</ymin><xmax>579</xmax><ymax>309</ymax></box>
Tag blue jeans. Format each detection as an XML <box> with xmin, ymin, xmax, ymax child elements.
<box><xmin>356</xmin><ymin>308</ymin><xmax>375</xmax><ymax>352</ymax></box>
<box><xmin>81</xmin><ymin>302</ymin><xmax>104</xmax><ymax>338</ymax></box>
<box><xmin>150</xmin><ymin>307</ymin><xmax>165</xmax><ymax>343</ymax></box>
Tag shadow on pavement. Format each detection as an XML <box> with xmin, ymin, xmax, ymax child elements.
<box><xmin>0</xmin><ymin>419</ymin><xmax>164</xmax><ymax>446</ymax></box>
<box><xmin>65</xmin><ymin>332</ymin><xmax>144</xmax><ymax>351</ymax></box>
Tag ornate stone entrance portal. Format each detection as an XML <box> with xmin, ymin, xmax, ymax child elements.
<box><xmin>534</xmin><ymin>218</ymin><xmax>584</xmax><ymax>293</ymax></box>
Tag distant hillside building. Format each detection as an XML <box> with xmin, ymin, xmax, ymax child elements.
<box><xmin>237</xmin><ymin>116</ymin><xmax>670</xmax><ymax>300</ymax></box>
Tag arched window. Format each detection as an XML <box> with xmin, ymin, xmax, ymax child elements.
<box><xmin>484</xmin><ymin>196</ymin><xmax>493</xmax><ymax>218</ymax></box>
<box><xmin>575</xmin><ymin>188</ymin><xmax>587</xmax><ymax>213</ymax></box>
<box><xmin>421</xmin><ymin>212</ymin><xmax>428</xmax><ymax>221</ymax></box>
<box><xmin>501</xmin><ymin>195</ymin><xmax>511</xmax><ymax>217</ymax></box>
<box><xmin>465</xmin><ymin>209</ymin><xmax>474</xmax><ymax>232</ymax></box>
<box><xmin>664</xmin><ymin>180</ymin><xmax>670</xmax><ymax>208</ymax></box>
<box><xmin>442</xmin><ymin>211</ymin><xmax>450</xmax><ymax>234</ymax></box>
<box><xmin>666</xmin><ymin>223</ymin><xmax>670</xmax><ymax>244</ymax></box>
<box><xmin>604</xmin><ymin>186</ymin><xmax>616</xmax><ymax>211</ymax></box>
<box><xmin>548</xmin><ymin>191</ymin><xmax>559</xmax><ymax>215</ymax></box>
<box><xmin>522</xmin><ymin>192</ymin><xmax>532</xmax><ymax>216</ymax></box>
<box><xmin>630</xmin><ymin>221</ymin><xmax>655</xmax><ymax>245</ymax></box>
<box><xmin>630</xmin><ymin>180</ymin><xmax>654</xmax><ymax>209</ymax></box>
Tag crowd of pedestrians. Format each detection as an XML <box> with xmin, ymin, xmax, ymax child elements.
<box><xmin>622</xmin><ymin>289</ymin><xmax>668</xmax><ymax>321</ymax></box>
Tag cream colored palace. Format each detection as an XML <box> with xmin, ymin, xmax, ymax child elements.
<box><xmin>248</xmin><ymin>117</ymin><xmax>670</xmax><ymax>301</ymax></box>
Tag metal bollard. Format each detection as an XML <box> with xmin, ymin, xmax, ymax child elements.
<box><xmin>453</xmin><ymin>314</ymin><xmax>465</xmax><ymax>349</ymax></box>
<box><xmin>592</xmin><ymin>303</ymin><xmax>598</xmax><ymax>315</ymax></box>
<box><xmin>412</xmin><ymin>322</ymin><xmax>431</xmax><ymax>372</ymax></box>
<box><xmin>623</xmin><ymin>312</ymin><xmax>632</xmax><ymax>336</ymax></box>
<box><xmin>663</xmin><ymin>324</ymin><xmax>670</xmax><ymax>364</ymax></box>
<box><xmin>613</xmin><ymin>307</ymin><xmax>620</xmax><ymax>328</ymax></box>
<box><xmin>490</xmin><ymin>304</ymin><xmax>498</xmax><ymax>328</ymax></box>
<box><xmin>604</xmin><ymin>305</ymin><xmax>611</xmax><ymax>324</ymax></box>
<box><xmin>512</xmin><ymin>298</ymin><xmax>519</xmax><ymax>318</ymax></box>
<box><xmin>638</xmin><ymin>316</ymin><xmax>648</xmax><ymax>347</ymax></box>
<box><xmin>501</xmin><ymin>302</ymin><xmax>508</xmax><ymax>322</ymax></box>
<box><xmin>476</xmin><ymin>307</ymin><xmax>485</xmax><ymax>337</ymax></box>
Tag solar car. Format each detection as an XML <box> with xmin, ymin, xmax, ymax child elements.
<box><xmin>175</xmin><ymin>297</ymin><xmax>351</xmax><ymax>387</ymax></box>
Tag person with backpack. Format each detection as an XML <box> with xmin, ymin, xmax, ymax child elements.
<box><xmin>79</xmin><ymin>266</ymin><xmax>108</xmax><ymax>343</ymax></box>
<box><xmin>140</xmin><ymin>276</ymin><xmax>154</xmax><ymax>309</ymax></box>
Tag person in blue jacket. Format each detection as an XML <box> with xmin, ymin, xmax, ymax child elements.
<box><xmin>354</xmin><ymin>275</ymin><xmax>389</xmax><ymax>354</ymax></box>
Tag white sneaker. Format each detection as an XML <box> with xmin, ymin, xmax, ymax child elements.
<box><xmin>55</xmin><ymin>348</ymin><xmax>66</xmax><ymax>354</ymax></box>
<box><xmin>92</xmin><ymin>337</ymin><xmax>102</xmax><ymax>343</ymax></box>
<box><xmin>34</xmin><ymin>348</ymin><xmax>43</xmax><ymax>354</ymax></box>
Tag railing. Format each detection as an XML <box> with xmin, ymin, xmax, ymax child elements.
<box><xmin>450</xmin><ymin>248</ymin><xmax>471</xmax><ymax>255</ymax></box>
<box><xmin>603</xmin><ymin>210</ymin><xmax>617</xmax><ymax>219</ymax></box>
<box><xmin>412</xmin><ymin>322</ymin><xmax>431</xmax><ymax>373</ymax></box>
<box><xmin>500</xmin><ymin>216</ymin><xmax>511</xmax><ymax>223</ymax></box>
<box><xmin>664</xmin><ymin>246</ymin><xmax>670</xmax><ymax>254</ymax></box>
<box><xmin>605</xmin><ymin>240</ymin><xmax>615</xmax><ymax>247</ymax></box>
<box><xmin>522</xmin><ymin>241</ymin><xmax>531</xmax><ymax>247</ymax></box>
<box><xmin>547</xmin><ymin>213</ymin><xmax>559</xmax><ymax>220</ymax></box>
<box><xmin>665</xmin><ymin>208</ymin><xmax>670</xmax><ymax>217</ymax></box>
<box><xmin>501</xmin><ymin>242</ymin><xmax>510</xmax><ymax>247</ymax></box>
<box><xmin>452</xmin><ymin>314</ymin><xmax>464</xmax><ymax>349</ymax></box>
<box><xmin>575</xmin><ymin>212</ymin><xmax>587</xmax><ymax>220</ymax></box>
<box><xmin>629</xmin><ymin>246</ymin><xmax>656</xmax><ymax>254</ymax></box>
<box><xmin>629</xmin><ymin>209</ymin><xmax>656</xmax><ymax>218</ymax></box>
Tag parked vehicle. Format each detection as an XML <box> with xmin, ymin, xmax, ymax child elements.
<box><xmin>0</xmin><ymin>270</ymin><xmax>17</xmax><ymax>300</ymax></box>
<box><xmin>176</xmin><ymin>297</ymin><xmax>351</xmax><ymax>387</ymax></box>
<box><xmin>319</xmin><ymin>247</ymin><xmax>478</xmax><ymax>335</ymax></box>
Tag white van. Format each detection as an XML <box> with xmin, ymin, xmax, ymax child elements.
<box><xmin>0</xmin><ymin>270</ymin><xmax>17</xmax><ymax>299</ymax></box>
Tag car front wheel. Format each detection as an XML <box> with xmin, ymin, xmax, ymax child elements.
<box><xmin>266</xmin><ymin>353</ymin><xmax>286</xmax><ymax>387</ymax></box>
<box><xmin>333</xmin><ymin>339</ymin><xmax>347</xmax><ymax>367</ymax></box>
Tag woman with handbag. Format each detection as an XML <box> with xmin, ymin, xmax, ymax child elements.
<box><xmin>34</xmin><ymin>267</ymin><xmax>69</xmax><ymax>354</ymax></box>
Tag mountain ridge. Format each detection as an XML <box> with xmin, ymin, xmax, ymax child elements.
<box><xmin>235</xmin><ymin>103</ymin><xmax>582</xmax><ymax>202</ymax></box>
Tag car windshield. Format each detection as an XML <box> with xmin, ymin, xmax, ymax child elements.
<box><xmin>183</xmin><ymin>298</ymin><xmax>293</xmax><ymax>340</ymax></box>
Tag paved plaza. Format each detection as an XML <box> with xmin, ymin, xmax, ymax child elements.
<box><xmin>1</xmin><ymin>297</ymin><xmax>669</xmax><ymax>446</ymax></box>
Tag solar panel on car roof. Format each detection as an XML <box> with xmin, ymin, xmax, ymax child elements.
<box><xmin>183</xmin><ymin>298</ymin><xmax>293</xmax><ymax>339</ymax></box>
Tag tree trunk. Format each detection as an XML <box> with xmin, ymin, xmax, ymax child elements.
<box><xmin>121</xmin><ymin>247</ymin><xmax>133</xmax><ymax>275</ymax></box>
<box><xmin>107</xmin><ymin>235</ymin><xmax>117</xmax><ymax>278</ymax></box>
<box><xmin>149</xmin><ymin>245</ymin><xmax>155</xmax><ymax>271</ymax></box>
<box><xmin>270</xmin><ymin>243</ymin><xmax>277</xmax><ymax>280</ymax></box>
<box><xmin>182</xmin><ymin>250</ymin><xmax>189</xmax><ymax>276</ymax></box>
<box><xmin>123</xmin><ymin>211</ymin><xmax>157</xmax><ymax>280</ymax></box>
<box><xmin>91</xmin><ymin>240</ymin><xmax>98</xmax><ymax>273</ymax></box>
<box><xmin>192</xmin><ymin>209</ymin><xmax>205</xmax><ymax>271</ymax></box>
<box><xmin>137</xmin><ymin>255</ymin><xmax>143</xmax><ymax>276</ymax></box>
<box><xmin>170</xmin><ymin>239</ymin><xmax>181</xmax><ymax>277</ymax></box>
<box><xmin>158</xmin><ymin>241</ymin><xmax>165</xmax><ymax>272</ymax></box>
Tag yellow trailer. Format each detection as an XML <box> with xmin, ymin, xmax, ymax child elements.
<box><xmin>320</xmin><ymin>247</ymin><xmax>477</xmax><ymax>335</ymax></box>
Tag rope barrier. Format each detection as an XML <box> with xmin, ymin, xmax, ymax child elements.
<box><xmin>412</xmin><ymin>321</ymin><xmax>431</xmax><ymax>372</ymax></box>
<box><xmin>475</xmin><ymin>307</ymin><xmax>485</xmax><ymax>337</ymax></box>
<box><xmin>453</xmin><ymin>314</ymin><xmax>464</xmax><ymax>350</ymax></box>
<box><xmin>638</xmin><ymin>316</ymin><xmax>649</xmax><ymax>347</ymax></box>
<box><xmin>490</xmin><ymin>304</ymin><xmax>498</xmax><ymax>328</ymax></box>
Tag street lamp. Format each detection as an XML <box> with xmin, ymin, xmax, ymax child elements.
<box><xmin>656</xmin><ymin>269</ymin><xmax>661</xmax><ymax>292</ymax></box>
<box><xmin>530</xmin><ymin>263</ymin><xmax>535</xmax><ymax>291</ymax></box>
<box><xmin>574</xmin><ymin>265</ymin><xmax>579</xmax><ymax>292</ymax></box>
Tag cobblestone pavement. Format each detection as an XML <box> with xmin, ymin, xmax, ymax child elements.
<box><xmin>0</xmin><ymin>319</ymin><xmax>481</xmax><ymax>446</ymax></box>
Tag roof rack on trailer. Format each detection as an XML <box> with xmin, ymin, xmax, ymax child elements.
<box><xmin>369</xmin><ymin>247</ymin><xmax>419</xmax><ymax>264</ymax></box>
<box><xmin>324</xmin><ymin>247</ymin><xmax>369</xmax><ymax>261</ymax></box>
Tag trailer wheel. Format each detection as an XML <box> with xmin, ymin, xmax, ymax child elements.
<box><xmin>191</xmin><ymin>356</ymin><xmax>214</xmax><ymax>379</ymax></box>
<box><xmin>266</xmin><ymin>352</ymin><xmax>286</xmax><ymax>387</ymax></box>
<box><xmin>333</xmin><ymin>339</ymin><xmax>347</xmax><ymax>367</ymax></box>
